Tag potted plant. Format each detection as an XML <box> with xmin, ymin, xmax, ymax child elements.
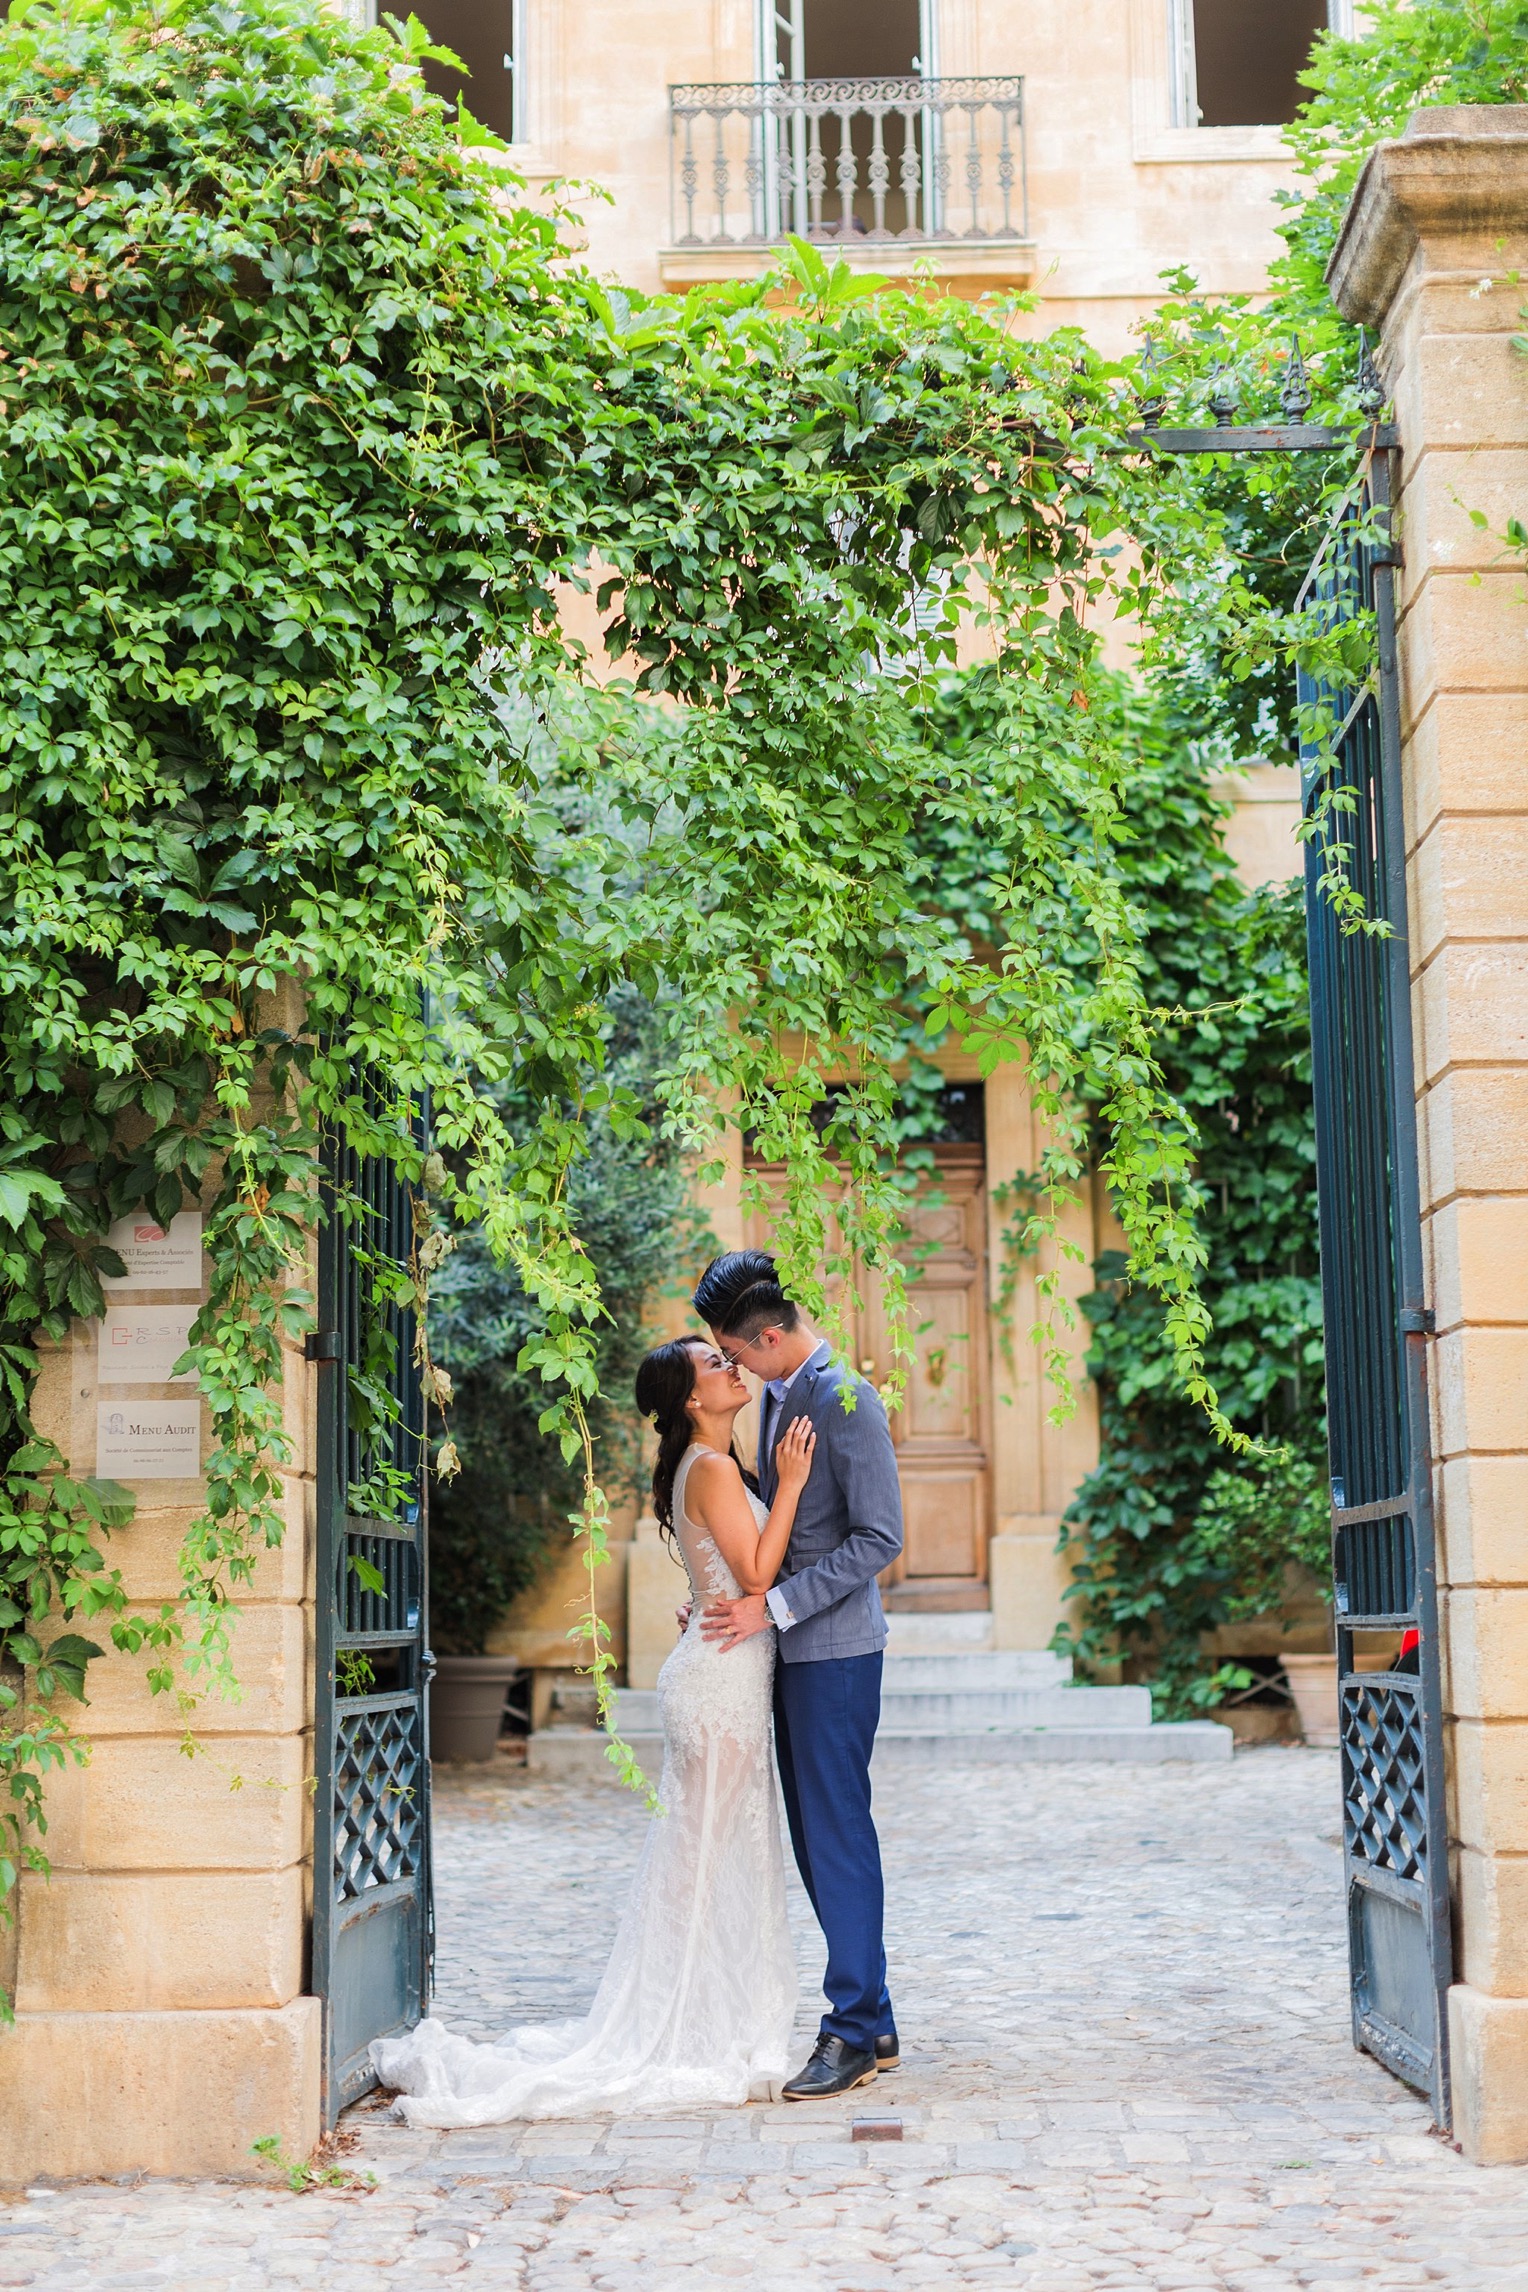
<box><xmin>427</xmin><ymin>1367</ymin><xmax>573</xmax><ymax>1762</ymax></box>
<box><xmin>426</xmin><ymin>989</ymin><xmax>694</xmax><ymax>1760</ymax></box>
<box><xmin>1185</xmin><ymin>1447</ymin><xmax>1336</xmax><ymax>1742</ymax></box>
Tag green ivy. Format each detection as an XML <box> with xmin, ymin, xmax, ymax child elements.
<box><xmin>1058</xmin><ymin>848</ymin><xmax>1327</xmax><ymax>1713</ymax></box>
<box><xmin>427</xmin><ymin>988</ymin><xmax>700</xmax><ymax>1657</ymax></box>
<box><xmin>1061</xmin><ymin>0</ymin><xmax>1528</xmax><ymax>1711</ymax></box>
<box><xmin>913</xmin><ymin>676</ymin><xmax>1323</xmax><ymax>1709</ymax></box>
<box><xmin>0</xmin><ymin>0</ymin><xmax>1286</xmax><ymax>1966</ymax></box>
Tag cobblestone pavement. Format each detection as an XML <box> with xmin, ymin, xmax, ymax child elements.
<box><xmin>6</xmin><ymin>1747</ymin><xmax>1528</xmax><ymax>2288</ymax></box>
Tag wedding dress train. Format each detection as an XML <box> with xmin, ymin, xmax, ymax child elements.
<box><xmin>372</xmin><ymin>1444</ymin><xmax>799</xmax><ymax>2125</ymax></box>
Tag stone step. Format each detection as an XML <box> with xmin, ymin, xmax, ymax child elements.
<box><xmin>871</xmin><ymin>1722</ymin><xmax>1230</xmax><ymax>1766</ymax></box>
<box><xmin>530</xmin><ymin>1603</ymin><xmax>1231</xmax><ymax>1779</ymax></box>
<box><xmin>529</xmin><ymin>1717</ymin><xmax>1230</xmax><ymax>1779</ymax></box>
<box><xmin>880</xmin><ymin>1684</ymin><xmax>1154</xmax><ymax>1729</ymax></box>
<box><xmin>881</xmin><ymin>1579</ymin><xmax>994</xmax><ymax>1613</ymax></box>
<box><xmin>885</xmin><ymin>1610</ymin><xmax>994</xmax><ymax>1655</ymax></box>
<box><xmin>608</xmin><ymin>1681</ymin><xmax>1152</xmax><ymax>1735</ymax></box>
<box><xmin>882</xmin><ymin>1650</ymin><xmax>1074</xmax><ymax>1692</ymax></box>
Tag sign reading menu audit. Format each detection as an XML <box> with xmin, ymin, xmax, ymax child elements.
<box><xmin>96</xmin><ymin>1402</ymin><xmax>202</xmax><ymax>1480</ymax></box>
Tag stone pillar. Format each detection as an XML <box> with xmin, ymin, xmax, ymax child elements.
<box><xmin>984</xmin><ymin>1061</ymin><xmax>1102</xmax><ymax>1651</ymax></box>
<box><xmin>1329</xmin><ymin>105</ymin><xmax>1528</xmax><ymax>2165</ymax></box>
<box><xmin>0</xmin><ymin>1225</ymin><xmax>321</xmax><ymax>2180</ymax></box>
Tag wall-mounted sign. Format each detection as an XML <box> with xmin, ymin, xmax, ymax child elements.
<box><xmin>96</xmin><ymin>1401</ymin><xmax>202</xmax><ymax>1480</ymax></box>
<box><xmin>100</xmin><ymin>1210</ymin><xmax>204</xmax><ymax>1292</ymax></box>
<box><xmin>97</xmin><ymin>1304</ymin><xmax>198</xmax><ymax>1386</ymax></box>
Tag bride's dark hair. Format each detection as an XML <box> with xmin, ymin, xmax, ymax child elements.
<box><xmin>633</xmin><ymin>1338</ymin><xmax>756</xmax><ymax>1539</ymax></box>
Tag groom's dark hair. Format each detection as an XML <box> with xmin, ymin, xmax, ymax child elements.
<box><xmin>692</xmin><ymin>1249</ymin><xmax>801</xmax><ymax>1341</ymax></box>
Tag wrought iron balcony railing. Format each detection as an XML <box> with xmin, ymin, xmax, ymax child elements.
<box><xmin>668</xmin><ymin>76</ymin><xmax>1027</xmax><ymax>252</ymax></box>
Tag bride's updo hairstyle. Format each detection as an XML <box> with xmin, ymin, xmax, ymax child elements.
<box><xmin>633</xmin><ymin>1339</ymin><xmax>702</xmax><ymax>1539</ymax></box>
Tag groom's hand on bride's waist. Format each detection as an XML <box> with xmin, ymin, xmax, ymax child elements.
<box><xmin>700</xmin><ymin>1593</ymin><xmax>771</xmax><ymax>1651</ymax></box>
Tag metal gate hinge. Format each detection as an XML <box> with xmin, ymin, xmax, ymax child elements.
<box><xmin>1399</xmin><ymin>1307</ymin><xmax>1435</xmax><ymax>1335</ymax></box>
<box><xmin>304</xmin><ymin>1329</ymin><xmax>342</xmax><ymax>1361</ymax></box>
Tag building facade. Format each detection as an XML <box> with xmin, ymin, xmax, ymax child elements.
<box><xmin>466</xmin><ymin>2</ymin><xmax>1320</xmax><ymax>1674</ymax></box>
<box><xmin>406</xmin><ymin>0</ymin><xmax>1350</xmax><ymax>345</ymax></box>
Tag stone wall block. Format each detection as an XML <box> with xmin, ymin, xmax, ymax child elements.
<box><xmin>278</xmin><ymin>1332</ymin><xmax>319</xmax><ymax>1481</ymax></box>
<box><xmin>37</xmin><ymin>1732</ymin><xmax>310</xmax><ymax>1872</ymax></box>
<box><xmin>1410</xmin><ymin>812</ymin><xmax>1528</xmax><ymax>969</ymax></box>
<box><xmin>1390</xmin><ymin>329</ymin><xmax>1528</xmax><ymax>458</ymax></box>
<box><xmin>1456</xmin><ymin>1847</ymin><xmax>1528</xmax><ymax>1994</ymax></box>
<box><xmin>1426</xmin><ymin>1197</ymin><xmax>1528</xmax><ymax>1331</ymax></box>
<box><xmin>1451</xmin><ymin>1718</ymin><xmax>1528</xmax><ymax>1854</ymax></box>
<box><xmin>1399</xmin><ymin>445</ymin><xmax>1528</xmax><ymax>601</ymax></box>
<box><xmin>487</xmin><ymin>1536</ymin><xmax>628</xmax><ymax>1673</ymax></box>
<box><xmin>1437</xmin><ymin>1453</ymin><xmax>1528</xmax><ymax>1588</ymax></box>
<box><xmin>103</xmin><ymin>1482</ymin><xmax>313</xmax><ymax>1605</ymax></box>
<box><xmin>623</xmin><ymin>1523</ymin><xmax>690</xmax><ymax>1692</ymax></box>
<box><xmin>1393</xmin><ymin>264</ymin><xmax>1528</xmax><ymax>339</ymax></box>
<box><xmin>1432</xmin><ymin>1326</ymin><xmax>1528</xmax><ymax>1457</ymax></box>
<box><xmin>0</xmin><ymin>1997</ymin><xmax>321</xmax><ymax>2184</ymax></box>
<box><xmin>1445</xmin><ymin>1589</ymin><xmax>1528</xmax><ymax>1720</ymax></box>
<box><xmin>989</xmin><ymin>1525</ymin><xmax>1072</xmax><ymax>1652</ymax></box>
<box><xmin>1449</xmin><ymin>1982</ymin><xmax>1528</xmax><ymax>2165</ymax></box>
<box><xmin>15</xmin><ymin>1868</ymin><xmax>307</xmax><ymax>2014</ymax></box>
<box><xmin>60</xmin><ymin>1601</ymin><xmax>311</xmax><ymax>1738</ymax></box>
<box><xmin>1417</xmin><ymin>944</ymin><xmax>1528</xmax><ymax>1083</ymax></box>
<box><xmin>1420</xmin><ymin>1066</ymin><xmax>1528</xmax><ymax>1204</ymax></box>
<box><xmin>1397</xmin><ymin>565</ymin><xmax>1528</xmax><ymax>728</ymax></box>
<box><xmin>1404</xmin><ymin>691</ymin><xmax>1528</xmax><ymax>847</ymax></box>
<box><xmin>26</xmin><ymin>1333</ymin><xmax>72</xmax><ymax>1453</ymax></box>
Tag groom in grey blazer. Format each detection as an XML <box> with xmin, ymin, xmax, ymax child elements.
<box><xmin>695</xmin><ymin>1249</ymin><xmax>903</xmax><ymax>2100</ymax></box>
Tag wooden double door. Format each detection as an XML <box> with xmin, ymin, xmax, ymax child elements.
<box><xmin>745</xmin><ymin>1142</ymin><xmax>991</xmax><ymax>1595</ymax></box>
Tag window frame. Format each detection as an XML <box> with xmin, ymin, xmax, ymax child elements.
<box><xmin>348</xmin><ymin>0</ymin><xmax>528</xmax><ymax>145</ymax></box>
<box><xmin>1168</xmin><ymin>0</ymin><xmax>1353</xmax><ymax>134</ymax></box>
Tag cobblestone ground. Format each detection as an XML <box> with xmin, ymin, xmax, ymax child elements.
<box><xmin>6</xmin><ymin>1747</ymin><xmax>1528</xmax><ymax>2288</ymax></box>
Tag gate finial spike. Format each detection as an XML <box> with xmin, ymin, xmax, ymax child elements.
<box><xmin>1137</xmin><ymin>337</ymin><xmax>1166</xmax><ymax>432</ymax></box>
<box><xmin>1280</xmin><ymin>334</ymin><xmax>1312</xmax><ymax>421</ymax></box>
<box><xmin>1357</xmin><ymin>327</ymin><xmax>1385</xmax><ymax>417</ymax></box>
<box><xmin>1208</xmin><ymin>364</ymin><xmax>1238</xmax><ymax>429</ymax></box>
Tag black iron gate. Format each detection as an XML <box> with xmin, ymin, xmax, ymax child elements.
<box><xmin>1135</xmin><ymin>389</ymin><xmax>1451</xmax><ymax>2125</ymax></box>
<box><xmin>312</xmin><ymin>1089</ymin><xmax>432</xmax><ymax>2123</ymax></box>
<box><xmin>1296</xmin><ymin>448</ymin><xmax>1452</xmax><ymax>2125</ymax></box>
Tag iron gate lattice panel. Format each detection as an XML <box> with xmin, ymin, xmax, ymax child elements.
<box><xmin>1343</xmin><ymin>1675</ymin><xmax>1427</xmax><ymax>1886</ymax></box>
<box><xmin>333</xmin><ymin>1694</ymin><xmax>426</xmax><ymax>1900</ymax></box>
<box><xmin>312</xmin><ymin>1074</ymin><xmax>433</xmax><ymax>2125</ymax></box>
<box><xmin>1297</xmin><ymin>446</ymin><xmax>1452</xmax><ymax>2125</ymax></box>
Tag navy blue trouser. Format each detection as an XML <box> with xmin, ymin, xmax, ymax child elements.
<box><xmin>773</xmin><ymin>1650</ymin><xmax>895</xmax><ymax>2054</ymax></box>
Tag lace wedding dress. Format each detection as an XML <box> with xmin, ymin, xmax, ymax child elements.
<box><xmin>372</xmin><ymin>1444</ymin><xmax>798</xmax><ymax>2125</ymax></box>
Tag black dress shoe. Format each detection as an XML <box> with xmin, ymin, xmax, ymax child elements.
<box><xmin>781</xmin><ymin>2034</ymin><xmax>879</xmax><ymax>2100</ymax></box>
<box><xmin>875</xmin><ymin>2033</ymin><xmax>900</xmax><ymax>2072</ymax></box>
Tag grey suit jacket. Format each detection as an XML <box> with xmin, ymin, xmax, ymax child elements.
<box><xmin>759</xmin><ymin>1344</ymin><xmax>903</xmax><ymax>1665</ymax></box>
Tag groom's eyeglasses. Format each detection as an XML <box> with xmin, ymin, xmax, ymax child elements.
<box><xmin>717</xmin><ymin>1327</ymin><xmax>783</xmax><ymax>1368</ymax></box>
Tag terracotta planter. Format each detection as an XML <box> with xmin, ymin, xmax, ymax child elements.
<box><xmin>1211</xmin><ymin>1702</ymin><xmax>1299</xmax><ymax>1746</ymax></box>
<box><xmin>429</xmin><ymin>1654</ymin><xmax>518</xmax><ymax>1764</ymax></box>
<box><xmin>1282</xmin><ymin>1653</ymin><xmax>1341</xmax><ymax>1748</ymax></box>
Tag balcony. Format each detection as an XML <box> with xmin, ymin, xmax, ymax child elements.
<box><xmin>661</xmin><ymin>76</ymin><xmax>1035</xmax><ymax>292</ymax></box>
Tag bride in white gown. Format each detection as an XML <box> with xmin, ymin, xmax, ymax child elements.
<box><xmin>372</xmin><ymin>1337</ymin><xmax>813</xmax><ymax>2126</ymax></box>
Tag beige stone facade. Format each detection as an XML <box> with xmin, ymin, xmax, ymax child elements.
<box><xmin>1329</xmin><ymin>104</ymin><xmax>1528</xmax><ymax>2167</ymax></box>
<box><xmin>1</xmin><ymin>4</ymin><xmax>1335</xmax><ymax>2182</ymax></box>
<box><xmin>2</xmin><ymin>1299</ymin><xmax>321</xmax><ymax>2179</ymax></box>
<box><xmin>471</xmin><ymin>0</ymin><xmax>1336</xmax><ymax>349</ymax></box>
<box><xmin>470</xmin><ymin>0</ymin><xmax>1318</xmax><ymax>1693</ymax></box>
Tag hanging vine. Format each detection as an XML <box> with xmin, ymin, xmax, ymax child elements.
<box><xmin>0</xmin><ymin>0</ymin><xmax>1366</xmax><ymax>1983</ymax></box>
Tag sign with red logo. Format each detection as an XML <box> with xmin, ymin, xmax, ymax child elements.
<box><xmin>100</xmin><ymin>1210</ymin><xmax>204</xmax><ymax>1292</ymax></box>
